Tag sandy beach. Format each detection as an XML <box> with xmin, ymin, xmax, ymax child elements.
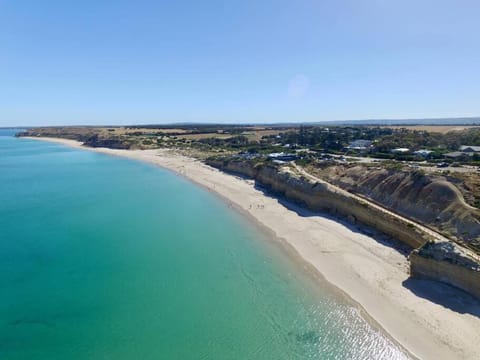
<box><xmin>28</xmin><ymin>137</ymin><xmax>480</xmax><ymax>359</ymax></box>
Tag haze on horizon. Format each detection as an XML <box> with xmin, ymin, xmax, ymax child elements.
<box><xmin>1</xmin><ymin>0</ymin><xmax>479</xmax><ymax>127</ymax></box>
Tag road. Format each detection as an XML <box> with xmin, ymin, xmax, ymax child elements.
<box><xmin>291</xmin><ymin>163</ymin><xmax>451</xmax><ymax>243</ymax></box>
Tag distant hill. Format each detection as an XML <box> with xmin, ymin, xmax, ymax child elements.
<box><xmin>6</xmin><ymin>116</ymin><xmax>480</xmax><ymax>129</ymax></box>
<box><xmin>309</xmin><ymin>117</ymin><xmax>480</xmax><ymax>126</ymax></box>
<box><xmin>135</xmin><ymin>117</ymin><xmax>480</xmax><ymax>128</ymax></box>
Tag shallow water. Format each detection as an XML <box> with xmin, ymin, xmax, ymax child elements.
<box><xmin>0</xmin><ymin>131</ymin><xmax>409</xmax><ymax>359</ymax></box>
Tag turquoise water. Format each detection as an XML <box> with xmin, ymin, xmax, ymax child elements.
<box><xmin>0</xmin><ymin>131</ymin><xmax>409</xmax><ymax>359</ymax></box>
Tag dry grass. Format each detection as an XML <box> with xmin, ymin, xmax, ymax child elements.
<box><xmin>241</xmin><ymin>129</ymin><xmax>283</xmax><ymax>141</ymax></box>
<box><xmin>176</xmin><ymin>129</ymin><xmax>284</xmax><ymax>141</ymax></box>
<box><xmin>129</xmin><ymin>128</ymin><xmax>186</xmax><ymax>134</ymax></box>
<box><xmin>28</xmin><ymin>127</ymin><xmax>188</xmax><ymax>137</ymax></box>
<box><xmin>176</xmin><ymin>133</ymin><xmax>233</xmax><ymax>140</ymax></box>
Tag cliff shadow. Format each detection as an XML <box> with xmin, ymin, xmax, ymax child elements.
<box><xmin>402</xmin><ymin>278</ymin><xmax>480</xmax><ymax>317</ymax></box>
<box><xmin>253</xmin><ymin>183</ymin><xmax>412</xmax><ymax>257</ymax></box>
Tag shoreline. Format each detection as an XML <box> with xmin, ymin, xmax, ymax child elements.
<box><xmin>24</xmin><ymin>136</ymin><xmax>480</xmax><ymax>359</ymax></box>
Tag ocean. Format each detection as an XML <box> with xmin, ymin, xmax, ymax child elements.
<box><xmin>0</xmin><ymin>130</ymin><xmax>409</xmax><ymax>359</ymax></box>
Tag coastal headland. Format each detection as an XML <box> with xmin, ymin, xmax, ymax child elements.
<box><xmin>23</xmin><ymin>136</ymin><xmax>480</xmax><ymax>360</ymax></box>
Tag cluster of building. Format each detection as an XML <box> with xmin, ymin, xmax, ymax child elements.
<box><xmin>347</xmin><ymin>138</ymin><xmax>480</xmax><ymax>161</ymax></box>
<box><xmin>237</xmin><ymin>139</ymin><xmax>480</xmax><ymax>165</ymax></box>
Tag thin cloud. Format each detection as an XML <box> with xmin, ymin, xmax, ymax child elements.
<box><xmin>287</xmin><ymin>74</ymin><xmax>310</xmax><ymax>99</ymax></box>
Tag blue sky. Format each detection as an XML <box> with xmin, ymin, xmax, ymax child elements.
<box><xmin>1</xmin><ymin>0</ymin><xmax>479</xmax><ymax>126</ymax></box>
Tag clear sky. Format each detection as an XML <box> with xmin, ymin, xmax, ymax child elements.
<box><xmin>1</xmin><ymin>0</ymin><xmax>479</xmax><ymax>126</ymax></box>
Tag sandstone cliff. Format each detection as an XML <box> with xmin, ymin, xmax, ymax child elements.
<box><xmin>313</xmin><ymin>165</ymin><xmax>480</xmax><ymax>252</ymax></box>
<box><xmin>410</xmin><ymin>241</ymin><xmax>480</xmax><ymax>299</ymax></box>
<box><xmin>207</xmin><ymin>159</ymin><xmax>430</xmax><ymax>249</ymax></box>
<box><xmin>207</xmin><ymin>158</ymin><xmax>480</xmax><ymax>300</ymax></box>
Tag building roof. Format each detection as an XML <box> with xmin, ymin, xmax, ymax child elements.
<box><xmin>347</xmin><ymin>139</ymin><xmax>373</xmax><ymax>150</ymax></box>
<box><xmin>391</xmin><ymin>148</ymin><xmax>410</xmax><ymax>153</ymax></box>
<box><xmin>414</xmin><ymin>149</ymin><xmax>433</xmax><ymax>156</ymax></box>
<box><xmin>268</xmin><ymin>152</ymin><xmax>297</xmax><ymax>160</ymax></box>
<box><xmin>445</xmin><ymin>151</ymin><xmax>472</xmax><ymax>158</ymax></box>
<box><xmin>460</xmin><ymin>145</ymin><xmax>480</xmax><ymax>152</ymax></box>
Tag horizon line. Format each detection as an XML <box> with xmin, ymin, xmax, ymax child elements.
<box><xmin>3</xmin><ymin>115</ymin><xmax>480</xmax><ymax>129</ymax></box>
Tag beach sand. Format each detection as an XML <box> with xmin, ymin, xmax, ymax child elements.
<box><xmin>28</xmin><ymin>137</ymin><xmax>480</xmax><ymax>359</ymax></box>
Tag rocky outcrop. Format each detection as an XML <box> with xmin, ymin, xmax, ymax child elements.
<box><xmin>17</xmin><ymin>131</ymin><xmax>132</xmax><ymax>149</ymax></box>
<box><xmin>410</xmin><ymin>241</ymin><xmax>480</xmax><ymax>299</ymax></box>
<box><xmin>83</xmin><ymin>135</ymin><xmax>131</xmax><ymax>149</ymax></box>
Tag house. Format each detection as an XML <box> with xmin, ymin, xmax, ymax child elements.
<box><xmin>460</xmin><ymin>145</ymin><xmax>480</xmax><ymax>152</ymax></box>
<box><xmin>444</xmin><ymin>151</ymin><xmax>472</xmax><ymax>159</ymax></box>
<box><xmin>235</xmin><ymin>152</ymin><xmax>261</xmax><ymax>160</ymax></box>
<box><xmin>413</xmin><ymin>149</ymin><xmax>433</xmax><ymax>157</ymax></box>
<box><xmin>267</xmin><ymin>152</ymin><xmax>297</xmax><ymax>161</ymax></box>
<box><xmin>391</xmin><ymin>148</ymin><xmax>410</xmax><ymax>153</ymax></box>
<box><xmin>347</xmin><ymin>139</ymin><xmax>372</xmax><ymax>151</ymax></box>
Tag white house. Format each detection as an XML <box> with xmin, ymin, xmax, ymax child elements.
<box><xmin>391</xmin><ymin>148</ymin><xmax>410</xmax><ymax>153</ymax></box>
<box><xmin>413</xmin><ymin>149</ymin><xmax>433</xmax><ymax>157</ymax></box>
<box><xmin>347</xmin><ymin>139</ymin><xmax>372</xmax><ymax>150</ymax></box>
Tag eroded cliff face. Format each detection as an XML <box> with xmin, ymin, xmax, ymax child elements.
<box><xmin>410</xmin><ymin>241</ymin><xmax>480</xmax><ymax>299</ymax></box>
<box><xmin>207</xmin><ymin>159</ymin><xmax>429</xmax><ymax>249</ymax></box>
<box><xmin>316</xmin><ymin>165</ymin><xmax>480</xmax><ymax>251</ymax></box>
<box><xmin>83</xmin><ymin>135</ymin><xmax>131</xmax><ymax>149</ymax></box>
<box><xmin>206</xmin><ymin>159</ymin><xmax>259</xmax><ymax>178</ymax></box>
<box><xmin>258</xmin><ymin>165</ymin><xmax>430</xmax><ymax>248</ymax></box>
<box><xmin>18</xmin><ymin>131</ymin><xmax>134</xmax><ymax>150</ymax></box>
<box><xmin>206</xmin><ymin>158</ymin><xmax>480</xmax><ymax>299</ymax></box>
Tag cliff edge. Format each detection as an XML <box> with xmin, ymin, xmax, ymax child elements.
<box><xmin>312</xmin><ymin>165</ymin><xmax>480</xmax><ymax>251</ymax></box>
<box><xmin>207</xmin><ymin>158</ymin><xmax>480</xmax><ymax>300</ymax></box>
